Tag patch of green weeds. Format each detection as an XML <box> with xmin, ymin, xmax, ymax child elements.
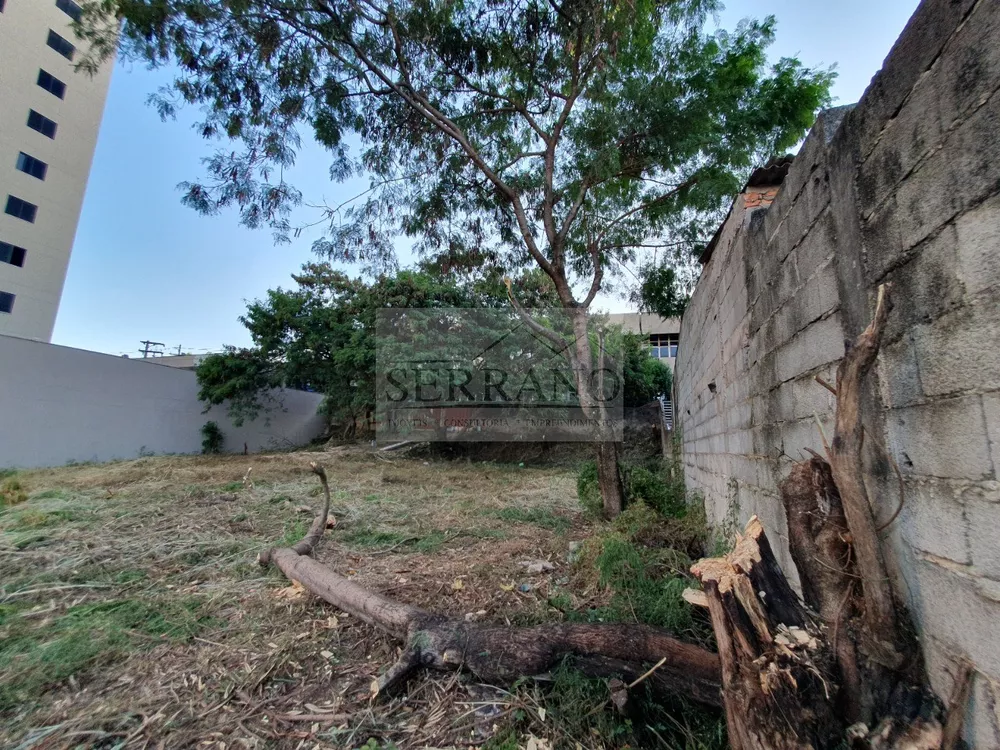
<box><xmin>336</xmin><ymin>528</ymin><xmax>412</xmax><ymax>548</ymax></box>
<box><xmin>29</xmin><ymin>489</ymin><xmax>69</xmax><ymax>501</ymax></box>
<box><xmin>221</xmin><ymin>481</ymin><xmax>244</xmax><ymax>492</ymax></box>
<box><xmin>1</xmin><ymin>476</ymin><xmax>27</xmax><ymax>507</ymax></box>
<box><xmin>487</xmin><ymin>507</ymin><xmax>571</xmax><ymax>533</ymax></box>
<box><xmin>280</xmin><ymin>518</ymin><xmax>310</xmax><ymax>546</ymax></box>
<box><xmin>489</xmin><ymin>661</ymin><xmax>726</xmax><ymax>749</ymax></box>
<box><xmin>577</xmin><ymin>457</ymin><xmax>690</xmax><ymax>520</ymax></box>
<box><xmin>269</xmin><ymin>494</ymin><xmax>294</xmax><ymax>505</ymax></box>
<box><xmin>0</xmin><ymin>596</ymin><xmax>213</xmax><ymax>711</ymax></box>
<box><xmin>2</xmin><ymin>508</ymin><xmax>76</xmax><ymax>531</ymax></box>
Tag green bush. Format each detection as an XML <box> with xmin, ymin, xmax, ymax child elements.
<box><xmin>577</xmin><ymin>458</ymin><xmax>687</xmax><ymax>519</ymax></box>
<box><xmin>624</xmin><ymin>463</ymin><xmax>687</xmax><ymax>518</ymax></box>
<box><xmin>200</xmin><ymin>421</ymin><xmax>225</xmax><ymax>454</ymax></box>
<box><xmin>1</xmin><ymin>476</ymin><xmax>27</xmax><ymax>507</ymax></box>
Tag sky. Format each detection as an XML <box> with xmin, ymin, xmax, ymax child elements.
<box><xmin>52</xmin><ymin>0</ymin><xmax>922</xmax><ymax>357</ymax></box>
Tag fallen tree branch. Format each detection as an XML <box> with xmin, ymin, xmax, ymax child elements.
<box><xmin>258</xmin><ymin>465</ymin><xmax>723</xmax><ymax>706</ymax></box>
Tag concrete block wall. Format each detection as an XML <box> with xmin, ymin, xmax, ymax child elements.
<box><xmin>0</xmin><ymin>334</ymin><xmax>327</xmax><ymax>469</ymax></box>
<box><xmin>675</xmin><ymin>0</ymin><xmax>1000</xmax><ymax>742</ymax></box>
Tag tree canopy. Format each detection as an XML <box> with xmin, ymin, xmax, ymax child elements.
<box><xmin>80</xmin><ymin>0</ymin><xmax>832</xmax><ymax>307</ymax></box>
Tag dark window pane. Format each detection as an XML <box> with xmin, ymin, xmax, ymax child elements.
<box><xmin>55</xmin><ymin>0</ymin><xmax>82</xmax><ymax>22</ymax></box>
<box><xmin>0</xmin><ymin>292</ymin><xmax>15</xmax><ymax>314</ymax></box>
<box><xmin>46</xmin><ymin>30</ymin><xmax>76</xmax><ymax>60</ymax></box>
<box><xmin>5</xmin><ymin>196</ymin><xmax>38</xmax><ymax>223</ymax></box>
<box><xmin>27</xmin><ymin>110</ymin><xmax>58</xmax><ymax>139</ymax></box>
<box><xmin>0</xmin><ymin>242</ymin><xmax>27</xmax><ymax>268</ymax></box>
<box><xmin>0</xmin><ymin>0</ymin><xmax>6</xmax><ymax>13</ymax></box>
<box><xmin>16</xmin><ymin>153</ymin><xmax>48</xmax><ymax>181</ymax></box>
<box><xmin>37</xmin><ymin>69</ymin><xmax>66</xmax><ymax>99</ymax></box>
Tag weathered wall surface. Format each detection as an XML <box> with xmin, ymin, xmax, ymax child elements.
<box><xmin>676</xmin><ymin>0</ymin><xmax>1000</xmax><ymax>743</ymax></box>
<box><xmin>0</xmin><ymin>335</ymin><xmax>327</xmax><ymax>468</ymax></box>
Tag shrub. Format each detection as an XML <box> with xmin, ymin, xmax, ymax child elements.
<box><xmin>576</xmin><ymin>458</ymin><xmax>687</xmax><ymax>519</ymax></box>
<box><xmin>624</xmin><ymin>463</ymin><xmax>686</xmax><ymax>518</ymax></box>
<box><xmin>200</xmin><ymin>421</ymin><xmax>225</xmax><ymax>454</ymax></box>
<box><xmin>1</xmin><ymin>476</ymin><xmax>27</xmax><ymax>507</ymax></box>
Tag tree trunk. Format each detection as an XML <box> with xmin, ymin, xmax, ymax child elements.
<box><xmin>596</xmin><ymin>440</ymin><xmax>625</xmax><ymax>518</ymax></box>
<box><xmin>688</xmin><ymin>285</ymin><xmax>954</xmax><ymax>748</ymax></box>
<box><xmin>260</xmin><ymin>464</ymin><xmax>721</xmax><ymax>704</ymax></box>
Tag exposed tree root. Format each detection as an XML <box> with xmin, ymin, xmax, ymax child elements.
<box><xmin>258</xmin><ymin>466</ymin><xmax>723</xmax><ymax>707</ymax></box>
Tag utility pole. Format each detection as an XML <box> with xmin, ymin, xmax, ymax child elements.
<box><xmin>175</xmin><ymin>344</ymin><xmax>183</xmax><ymax>356</ymax></box>
<box><xmin>139</xmin><ymin>340</ymin><xmax>165</xmax><ymax>358</ymax></box>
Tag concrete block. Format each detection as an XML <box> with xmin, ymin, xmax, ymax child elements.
<box><xmin>882</xmin><ymin>224</ymin><xmax>964</xmax><ymax>343</ymax></box>
<box><xmin>899</xmin><ymin>479</ymin><xmax>971</xmax><ymax>564</ymax></box>
<box><xmin>854</xmin><ymin>0</ymin><xmax>976</xmax><ymax>159</ymax></box>
<box><xmin>956</xmin><ymin>194</ymin><xmax>1000</xmax><ymax>297</ymax></box>
<box><xmin>913</xmin><ymin>294</ymin><xmax>1000</xmax><ymax>396</ymax></box>
<box><xmin>950</xmin><ymin>85</ymin><xmax>1000</xmax><ymax>213</ymax></box>
<box><xmin>906</xmin><ymin>555</ymin><xmax>1000</xmax><ymax>682</ymax></box>
<box><xmin>862</xmin><ymin>195</ymin><xmax>906</xmax><ymax>284</ymax></box>
<box><xmin>781</xmin><ymin>414</ymin><xmax>833</xmax><ymax>462</ymax></box>
<box><xmin>857</xmin><ymin>68</ymin><xmax>943</xmax><ymax>218</ymax></box>
<box><xmin>935</xmin><ymin>0</ymin><xmax>1000</xmax><ymax>128</ymax></box>
<box><xmin>968</xmin><ymin>497</ymin><xmax>1000</xmax><ymax>580</ymax></box>
<box><xmin>774</xmin><ymin>313</ymin><xmax>845</xmax><ymax>384</ymax></box>
<box><xmin>890</xmin><ymin>145</ymin><xmax>960</xmax><ymax>254</ymax></box>
<box><xmin>985</xmin><ymin>394</ymin><xmax>1000</xmax><ymax>475</ymax></box>
<box><xmin>877</xmin><ymin>333</ymin><xmax>924</xmax><ymax>409</ymax></box>
<box><xmin>887</xmin><ymin>396</ymin><xmax>993</xmax><ymax>480</ymax></box>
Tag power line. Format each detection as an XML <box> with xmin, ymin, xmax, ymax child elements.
<box><xmin>139</xmin><ymin>340</ymin><xmax>165</xmax><ymax>358</ymax></box>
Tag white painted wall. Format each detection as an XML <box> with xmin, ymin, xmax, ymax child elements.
<box><xmin>0</xmin><ymin>334</ymin><xmax>327</xmax><ymax>468</ymax></box>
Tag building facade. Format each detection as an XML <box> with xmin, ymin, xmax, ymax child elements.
<box><xmin>0</xmin><ymin>0</ymin><xmax>112</xmax><ymax>341</ymax></box>
<box><xmin>606</xmin><ymin>312</ymin><xmax>681</xmax><ymax>370</ymax></box>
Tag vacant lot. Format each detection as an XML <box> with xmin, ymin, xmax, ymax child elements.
<box><xmin>1</xmin><ymin>447</ymin><xmax>722</xmax><ymax>749</ymax></box>
<box><xmin>0</xmin><ymin>448</ymin><xmax>585</xmax><ymax>748</ymax></box>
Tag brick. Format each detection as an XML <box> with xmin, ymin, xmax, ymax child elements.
<box><xmin>899</xmin><ymin>479</ymin><xmax>970</xmax><ymax>564</ymax></box>
<box><xmin>882</xmin><ymin>224</ymin><xmax>964</xmax><ymax>342</ymax></box>
<box><xmin>956</xmin><ymin>194</ymin><xmax>1000</xmax><ymax>296</ymax></box>
<box><xmin>877</xmin><ymin>333</ymin><xmax>924</xmax><ymax>409</ymax></box>
<box><xmin>887</xmin><ymin>396</ymin><xmax>993</xmax><ymax>480</ymax></box>
<box><xmin>913</xmin><ymin>294</ymin><xmax>1000</xmax><ymax>396</ymax></box>
<box><xmin>968</xmin><ymin>497</ymin><xmax>1000</xmax><ymax>579</ymax></box>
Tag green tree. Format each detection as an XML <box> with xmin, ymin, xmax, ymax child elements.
<box><xmin>620</xmin><ymin>332</ymin><xmax>672</xmax><ymax>408</ymax></box>
<box><xmin>197</xmin><ymin>264</ymin><xmax>476</xmax><ymax>434</ymax></box>
<box><xmin>81</xmin><ymin>0</ymin><xmax>832</xmax><ymax>516</ymax></box>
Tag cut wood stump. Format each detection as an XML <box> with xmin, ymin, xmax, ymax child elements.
<box><xmin>693</xmin><ymin>516</ymin><xmax>842</xmax><ymax>749</ymax></box>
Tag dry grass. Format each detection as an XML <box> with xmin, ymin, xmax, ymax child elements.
<box><xmin>0</xmin><ymin>447</ymin><xmax>615</xmax><ymax>749</ymax></box>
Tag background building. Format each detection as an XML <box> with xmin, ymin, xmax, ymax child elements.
<box><xmin>606</xmin><ymin>312</ymin><xmax>681</xmax><ymax>370</ymax></box>
<box><xmin>0</xmin><ymin>0</ymin><xmax>112</xmax><ymax>341</ymax></box>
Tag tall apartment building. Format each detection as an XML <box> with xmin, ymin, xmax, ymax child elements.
<box><xmin>0</xmin><ymin>0</ymin><xmax>112</xmax><ymax>341</ymax></box>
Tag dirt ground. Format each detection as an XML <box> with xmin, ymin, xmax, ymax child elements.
<box><xmin>1</xmin><ymin>446</ymin><xmax>614</xmax><ymax>749</ymax></box>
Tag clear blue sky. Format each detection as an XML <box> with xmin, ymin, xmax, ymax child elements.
<box><xmin>53</xmin><ymin>0</ymin><xmax>921</xmax><ymax>357</ymax></box>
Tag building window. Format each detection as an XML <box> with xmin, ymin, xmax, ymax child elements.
<box><xmin>0</xmin><ymin>242</ymin><xmax>27</xmax><ymax>268</ymax></box>
<box><xmin>5</xmin><ymin>196</ymin><xmax>38</xmax><ymax>223</ymax></box>
<box><xmin>0</xmin><ymin>292</ymin><xmax>14</xmax><ymax>314</ymax></box>
<box><xmin>37</xmin><ymin>69</ymin><xmax>66</xmax><ymax>99</ymax></box>
<box><xmin>0</xmin><ymin>0</ymin><xmax>6</xmax><ymax>12</ymax></box>
<box><xmin>56</xmin><ymin>0</ymin><xmax>82</xmax><ymax>22</ymax></box>
<box><xmin>649</xmin><ymin>333</ymin><xmax>679</xmax><ymax>359</ymax></box>
<box><xmin>16</xmin><ymin>152</ymin><xmax>48</xmax><ymax>181</ymax></box>
<box><xmin>46</xmin><ymin>30</ymin><xmax>76</xmax><ymax>61</ymax></box>
<box><xmin>27</xmin><ymin>110</ymin><xmax>58</xmax><ymax>139</ymax></box>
